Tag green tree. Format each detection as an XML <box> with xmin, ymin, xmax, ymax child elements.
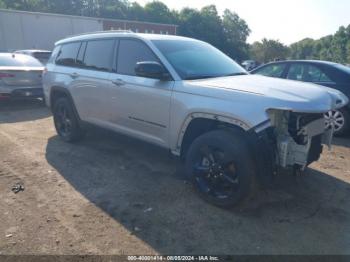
<box><xmin>290</xmin><ymin>38</ymin><xmax>315</xmax><ymax>59</ymax></box>
<box><xmin>331</xmin><ymin>26</ymin><xmax>348</xmax><ymax>63</ymax></box>
<box><xmin>198</xmin><ymin>5</ymin><xmax>224</xmax><ymax>49</ymax></box>
<box><xmin>289</xmin><ymin>24</ymin><xmax>350</xmax><ymax>64</ymax></box>
<box><xmin>222</xmin><ymin>9</ymin><xmax>250</xmax><ymax>61</ymax></box>
<box><xmin>318</xmin><ymin>35</ymin><xmax>333</xmax><ymax>61</ymax></box>
<box><xmin>346</xmin><ymin>42</ymin><xmax>350</xmax><ymax>63</ymax></box>
<box><xmin>144</xmin><ymin>1</ymin><xmax>175</xmax><ymax>24</ymax></box>
<box><xmin>127</xmin><ymin>2</ymin><xmax>146</xmax><ymax>21</ymax></box>
<box><xmin>250</xmin><ymin>39</ymin><xmax>289</xmax><ymax>63</ymax></box>
<box><xmin>2</xmin><ymin>0</ymin><xmax>42</xmax><ymax>11</ymax></box>
<box><xmin>177</xmin><ymin>7</ymin><xmax>202</xmax><ymax>37</ymax></box>
<box><xmin>42</xmin><ymin>0</ymin><xmax>85</xmax><ymax>15</ymax></box>
<box><xmin>96</xmin><ymin>0</ymin><xmax>128</xmax><ymax>19</ymax></box>
<box><xmin>177</xmin><ymin>5</ymin><xmax>251</xmax><ymax>61</ymax></box>
<box><xmin>178</xmin><ymin>6</ymin><xmax>222</xmax><ymax>53</ymax></box>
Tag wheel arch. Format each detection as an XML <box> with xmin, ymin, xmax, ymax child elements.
<box><xmin>50</xmin><ymin>86</ymin><xmax>81</xmax><ymax>121</ymax></box>
<box><xmin>177</xmin><ymin>114</ymin><xmax>276</xmax><ymax>188</ymax></box>
<box><xmin>175</xmin><ymin>113</ymin><xmax>251</xmax><ymax>158</ymax></box>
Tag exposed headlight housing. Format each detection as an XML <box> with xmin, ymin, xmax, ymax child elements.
<box><xmin>267</xmin><ymin>109</ymin><xmax>333</xmax><ymax>170</ymax></box>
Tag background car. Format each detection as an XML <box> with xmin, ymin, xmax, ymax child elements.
<box><xmin>251</xmin><ymin>60</ymin><xmax>350</xmax><ymax>135</ymax></box>
<box><xmin>14</xmin><ymin>49</ymin><xmax>52</xmax><ymax>65</ymax></box>
<box><xmin>242</xmin><ymin>60</ymin><xmax>259</xmax><ymax>71</ymax></box>
<box><xmin>0</xmin><ymin>53</ymin><xmax>44</xmax><ymax>99</ymax></box>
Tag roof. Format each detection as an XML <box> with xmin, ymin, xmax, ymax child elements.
<box><xmin>265</xmin><ymin>60</ymin><xmax>338</xmax><ymax>66</ymax></box>
<box><xmin>15</xmin><ymin>49</ymin><xmax>52</xmax><ymax>53</ymax></box>
<box><xmin>56</xmin><ymin>31</ymin><xmax>196</xmax><ymax>45</ymax></box>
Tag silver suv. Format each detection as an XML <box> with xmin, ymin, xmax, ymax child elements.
<box><xmin>43</xmin><ymin>31</ymin><xmax>348</xmax><ymax>207</ymax></box>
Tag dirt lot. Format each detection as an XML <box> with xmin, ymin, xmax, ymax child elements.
<box><xmin>0</xmin><ymin>99</ymin><xmax>350</xmax><ymax>255</ymax></box>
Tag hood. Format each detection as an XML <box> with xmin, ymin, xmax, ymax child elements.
<box><xmin>183</xmin><ymin>75</ymin><xmax>348</xmax><ymax>113</ymax></box>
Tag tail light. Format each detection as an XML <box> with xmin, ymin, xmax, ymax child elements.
<box><xmin>0</xmin><ymin>72</ymin><xmax>15</xmax><ymax>78</ymax></box>
<box><xmin>0</xmin><ymin>93</ymin><xmax>10</xmax><ymax>99</ymax></box>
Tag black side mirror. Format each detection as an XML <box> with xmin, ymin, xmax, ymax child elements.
<box><xmin>135</xmin><ymin>61</ymin><xmax>170</xmax><ymax>80</ymax></box>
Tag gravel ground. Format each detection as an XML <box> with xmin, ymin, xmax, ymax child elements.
<box><xmin>0</xmin><ymin>99</ymin><xmax>350</xmax><ymax>255</ymax></box>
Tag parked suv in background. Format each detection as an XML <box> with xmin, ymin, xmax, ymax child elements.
<box><xmin>43</xmin><ymin>31</ymin><xmax>348</xmax><ymax>207</ymax></box>
<box><xmin>251</xmin><ymin>60</ymin><xmax>350</xmax><ymax>136</ymax></box>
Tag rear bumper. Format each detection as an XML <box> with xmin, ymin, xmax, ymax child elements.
<box><xmin>11</xmin><ymin>88</ymin><xmax>44</xmax><ymax>98</ymax></box>
<box><xmin>0</xmin><ymin>87</ymin><xmax>43</xmax><ymax>98</ymax></box>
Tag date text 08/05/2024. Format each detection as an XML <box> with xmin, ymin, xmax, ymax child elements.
<box><xmin>127</xmin><ymin>256</ymin><xmax>220</xmax><ymax>261</ymax></box>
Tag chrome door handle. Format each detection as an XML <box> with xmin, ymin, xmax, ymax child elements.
<box><xmin>70</xmin><ymin>72</ymin><xmax>79</xmax><ymax>79</ymax></box>
<box><xmin>112</xmin><ymin>79</ymin><xmax>125</xmax><ymax>86</ymax></box>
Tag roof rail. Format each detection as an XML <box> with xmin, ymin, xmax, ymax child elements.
<box><xmin>68</xmin><ymin>30</ymin><xmax>134</xmax><ymax>38</ymax></box>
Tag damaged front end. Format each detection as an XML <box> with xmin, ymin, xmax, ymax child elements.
<box><xmin>267</xmin><ymin>109</ymin><xmax>333</xmax><ymax>171</ymax></box>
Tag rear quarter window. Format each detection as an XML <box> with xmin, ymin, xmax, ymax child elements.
<box><xmin>48</xmin><ymin>46</ymin><xmax>60</xmax><ymax>64</ymax></box>
<box><xmin>55</xmin><ymin>42</ymin><xmax>81</xmax><ymax>67</ymax></box>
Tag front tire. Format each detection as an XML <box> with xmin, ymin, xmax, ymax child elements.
<box><xmin>53</xmin><ymin>97</ymin><xmax>84</xmax><ymax>142</ymax></box>
<box><xmin>185</xmin><ymin>129</ymin><xmax>256</xmax><ymax>208</ymax></box>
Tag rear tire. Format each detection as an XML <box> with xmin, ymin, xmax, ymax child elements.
<box><xmin>185</xmin><ymin>129</ymin><xmax>256</xmax><ymax>208</ymax></box>
<box><xmin>53</xmin><ymin>97</ymin><xmax>84</xmax><ymax>142</ymax></box>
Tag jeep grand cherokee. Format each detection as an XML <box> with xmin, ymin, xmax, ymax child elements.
<box><xmin>43</xmin><ymin>32</ymin><xmax>348</xmax><ymax>207</ymax></box>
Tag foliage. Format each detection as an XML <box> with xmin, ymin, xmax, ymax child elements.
<box><xmin>178</xmin><ymin>6</ymin><xmax>223</xmax><ymax>49</ymax></box>
<box><xmin>290</xmin><ymin>25</ymin><xmax>350</xmax><ymax>64</ymax></box>
<box><xmin>250</xmin><ymin>39</ymin><xmax>289</xmax><ymax>63</ymax></box>
<box><xmin>143</xmin><ymin>1</ymin><xmax>175</xmax><ymax>24</ymax></box>
<box><xmin>222</xmin><ymin>9</ymin><xmax>250</xmax><ymax>61</ymax></box>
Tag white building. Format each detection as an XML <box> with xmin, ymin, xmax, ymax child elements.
<box><xmin>0</xmin><ymin>9</ymin><xmax>177</xmax><ymax>51</ymax></box>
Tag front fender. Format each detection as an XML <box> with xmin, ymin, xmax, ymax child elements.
<box><xmin>171</xmin><ymin>112</ymin><xmax>251</xmax><ymax>156</ymax></box>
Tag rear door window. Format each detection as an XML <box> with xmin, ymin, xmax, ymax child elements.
<box><xmin>82</xmin><ymin>39</ymin><xmax>115</xmax><ymax>72</ymax></box>
<box><xmin>287</xmin><ymin>64</ymin><xmax>332</xmax><ymax>82</ymax></box>
<box><xmin>55</xmin><ymin>42</ymin><xmax>81</xmax><ymax>67</ymax></box>
<box><xmin>287</xmin><ymin>64</ymin><xmax>304</xmax><ymax>81</ymax></box>
<box><xmin>254</xmin><ymin>64</ymin><xmax>286</xmax><ymax>78</ymax></box>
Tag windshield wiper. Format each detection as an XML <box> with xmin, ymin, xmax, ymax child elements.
<box><xmin>184</xmin><ymin>72</ymin><xmax>248</xmax><ymax>80</ymax></box>
<box><xmin>184</xmin><ymin>75</ymin><xmax>218</xmax><ymax>80</ymax></box>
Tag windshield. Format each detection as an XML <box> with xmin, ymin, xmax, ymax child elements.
<box><xmin>152</xmin><ymin>39</ymin><xmax>247</xmax><ymax>80</ymax></box>
<box><xmin>0</xmin><ymin>54</ymin><xmax>43</xmax><ymax>67</ymax></box>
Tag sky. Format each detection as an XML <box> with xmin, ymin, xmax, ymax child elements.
<box><xmin>136</xmin><ymin>0</ymin><xmax>350</xmax><ymax>45</ymax></box>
